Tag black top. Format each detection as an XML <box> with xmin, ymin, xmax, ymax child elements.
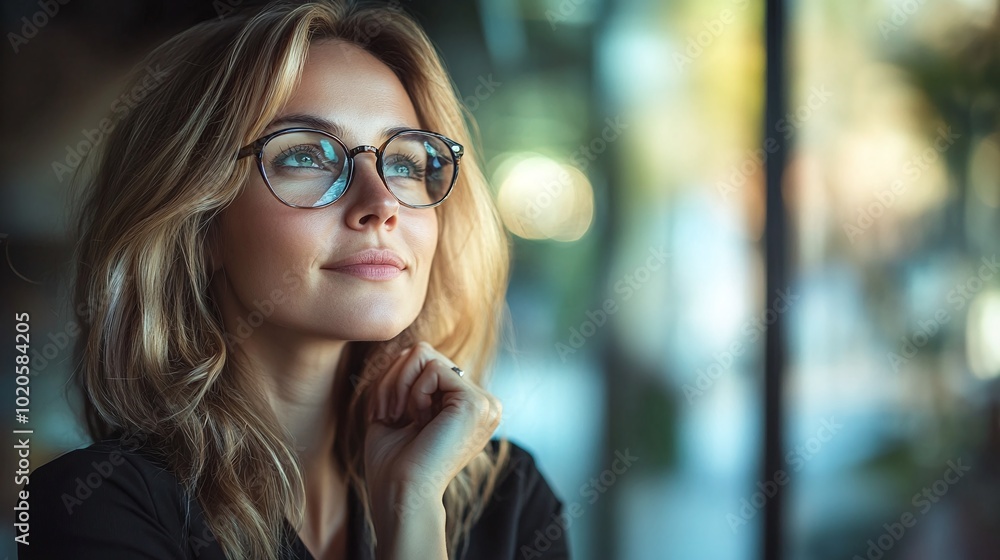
<box><xmin>17</xmin><ymin>438</ymin><xmax>570</xmax><ymax>560</ymax></box>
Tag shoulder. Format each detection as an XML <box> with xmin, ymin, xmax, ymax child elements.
<box><xmin>26</xmin><ymin>438</ymin><xmax>181</xmax><ymax>516</ymax></box>
<box><xmin>18</xmin><ymin>438</ymin><xmax>213</xmax><ymax>559</ymax></box>
<box><xmin>31</xmin><ymin>437</ymin><xmax>170</xmax><ymax>478</ymax></box>
<box><xmin>465</xmin><ymin>439</ymin><xmax>570</xmax><ymax>559</ymax></box>
<box><xmin>488</xmin><ymin>439</ymin><xmax>558</xmax><ymax>503</ymax></box>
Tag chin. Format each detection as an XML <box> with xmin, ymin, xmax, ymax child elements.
<box><xmin>272</xmin><ymin>297</ymin><xmax>423</xmax><ymax>342</ymax></box>
<box><xmin>344</xmin><ymin>323</ymin><xmax>410</xmax><ymax>342</ymax></box>
<box><xmin>318</xmin><ymin>307</ymin><xmax>420</xmax><ymax>342</ymax></box>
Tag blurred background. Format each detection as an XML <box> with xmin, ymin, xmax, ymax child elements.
<box><xmin>2</xmin><ymin>0</ymin><xmax>999</xmax><ymax>559</ymax></box>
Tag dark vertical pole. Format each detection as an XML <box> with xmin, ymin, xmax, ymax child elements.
<box><xmin>594</xmin><ymin>0</ymin><xmax>618</xmax><ymax>556</ymax></box>
<box><xmin>763</xmin><ymin>0</ymin><xmax>787</xmax><ymax>559</ymax></box>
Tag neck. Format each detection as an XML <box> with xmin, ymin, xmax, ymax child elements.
<box><xmin>230</xmin><ymin>319</ymin><xmax>353</xmax><ymax>533</ymax></box>
<box><xmin>240</xmin><ymin>324</ymin><xmax>345</xmax><ymax>464</ymax></box>
<box><xmin>211</xmin><ymin>276</ymin><xmax>350</xmax><ymax>477</ymax></box>
<box><xmin>210</xmin><ymin>276</ymin><xmax>356</xmax><ymax>547</ymax></box>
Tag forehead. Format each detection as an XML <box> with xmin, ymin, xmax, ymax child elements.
<box><xmin>271</xmin><ymin>39</ymin><xmax>421</xmax><ymax>143</ymax></box>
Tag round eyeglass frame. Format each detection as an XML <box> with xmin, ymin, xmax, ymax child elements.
<box><xmin>236</xmin><ymin>127</ymin><xmax>465</xmax><ymax>209</ymax></box>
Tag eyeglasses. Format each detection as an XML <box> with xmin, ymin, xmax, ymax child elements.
<box><xmin>236</xmin><ymin>127</ymin><xmax>464</xmax><ymax>209</ymax></box>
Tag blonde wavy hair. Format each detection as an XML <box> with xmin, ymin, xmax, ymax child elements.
<box><xmin>70</xmin><ymin>1</ymin><xmax>512</xmax><ymax>558</ymax></box>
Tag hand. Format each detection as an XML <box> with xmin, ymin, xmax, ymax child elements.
<box><xmin>363</xmin><ymin>341</ymin><xmax>502</xmax><ymax>559</ymax></box>
<box><xmin>363</xmin><ymin>341</ymin><xmax>502</xmax><ymax>514</ymax></box>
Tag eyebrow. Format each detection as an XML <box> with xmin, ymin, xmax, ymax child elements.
<box><xmin>266</xmin><ymin>113</ymin><xmax>414</xmax><ymax>142</ymax></box>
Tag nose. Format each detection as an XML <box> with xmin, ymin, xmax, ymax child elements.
<box><xmin>341</xmin><ymin>148</ymin><xmax>399</xmax><ymax>229</ymax></box>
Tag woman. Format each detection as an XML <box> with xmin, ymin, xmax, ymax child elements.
<box><xmin>19</xmin><ymin>2</ymin><xmax>570</xmax><ymax>559</ymax></box>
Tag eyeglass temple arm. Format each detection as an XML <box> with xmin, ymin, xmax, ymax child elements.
<box><xmin>237</xmin><ymin>140</ymin><xmax>264</xmax><ymax>160</ymax></box>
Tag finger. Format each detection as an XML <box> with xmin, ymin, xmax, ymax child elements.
<box><xmin>405</xmin><ymin>364</ymin><xmax>500</xmax><ymax>469</ymax></box>
<box><xmin>411</xmin><ymin>359</ymin><xmax>443</xmax><ymax>413</ymax></box>
<box><xmin>407</xmin><ymin>358</ymin><xmax>469</xmax><ymax>420</ymax></box>
<box><xmin>382</xmin><ymin>346</ymin><xmax>409</xmax><ymax>421</ymax></box>
<box><xmin>371</xmin><ymin>345</ymin><xmax>413</xmax><ymax>422</ymax></box>
<box><xmin>408</xmin><ymin>387</ymin><xmax>442</xmax><ymax>428</ymax></box>
<box><xmin>392</xmin><ymin>343</ymin><xmax>463</xmax><ymax>421</ymax></box>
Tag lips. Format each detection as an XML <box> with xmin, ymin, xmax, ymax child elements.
<box><xmin>321</xmin><ymin>248</ymin><xmax>406</xmax><ymax>281</ymax></box>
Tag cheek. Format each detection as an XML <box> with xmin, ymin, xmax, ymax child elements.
<box><xmin>407</xmin><ymin>210</ymin><xmax>439</xmax><ymax>278</ymax></box>
<box><xmin>217</xmin><ymin>185</ymin><xmax>321</xmax><ymax>292</ymax></box>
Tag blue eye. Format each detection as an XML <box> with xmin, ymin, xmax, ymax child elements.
<box><xmin>384</xmin><ymin>154</ymin><xmax>424</xmax><ymax>179</ymax></box>
<box><xmin>279</xmin><ymin>152</ymin><xmax>318</xmax><ymax>167</ymax></box>
<box><xmin>275</xmin><ymin>147</ymin><xmax>321</xmax><ymax>169</ymax></box>
<box><xmin>273</xmin><ymin>142</ymin><xmax>340</xmax><ymax>171</ymax></box>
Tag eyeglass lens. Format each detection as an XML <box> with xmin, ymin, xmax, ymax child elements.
<box><xmin>259</xmin><ymin>131</ymin><xmax>456</xmax><ymax>208</ymax></box>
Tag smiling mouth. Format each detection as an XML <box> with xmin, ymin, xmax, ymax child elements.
<box><xmin>321</xmin><ymin>247</ymin><xmax>407</xmax><ymax>281</ymax></box>
<box><xmin>324</xmin><ymin>264</ymin><xmax>403</xmax><ymax>281</ymax></box>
